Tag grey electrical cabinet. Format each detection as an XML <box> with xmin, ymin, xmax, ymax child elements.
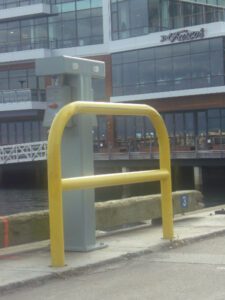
<box><xmin>35</xmin><ymin>56</ymin><xmax>105</xmax><ymax>251</ymax></box>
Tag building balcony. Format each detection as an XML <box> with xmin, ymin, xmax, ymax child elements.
<box><xmin>0</xmin><ymin>39</ymin><xmax>50</xmax><ymax>54</ymax></box>
<box><xmin>0</xmin><ymin>0</ymin><xmax>51</xmax><ymax>9</ymax></box>
<box><xmin>0</xmin><ymin>88</ymin><xmax>46</xmax><ymax>111</ymax></box>
<box><xmin>0</xmin><ymin>1</ymin><xmax>57</xmax><ymax>21</ymax></box>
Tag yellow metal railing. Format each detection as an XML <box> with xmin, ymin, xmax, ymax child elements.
<box><xmin>47</xmin><ymin>101</ymin><xmax>174</xmax><ymax>267</ymax></box>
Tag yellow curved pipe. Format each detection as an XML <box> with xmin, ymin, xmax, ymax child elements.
<box><xmin>47</xmin><ymin>101</ymin><xmax>173</xmax><ymax>267</ymax></box>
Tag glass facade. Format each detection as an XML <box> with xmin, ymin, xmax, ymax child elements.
<box><xmin>0</xmin><ymin>119</ymin><xmax>46</xmax><ymax>145</ymax></box>
<box><xmin>112</xmin><ymin>37</ymin><xmax>225</xmax><ymax>96</ymax></box>
<box><xmin>0</xmin><ymin>0</ymin><xmax>103</xmax><ymax>52</ymax></box>
<box><xmin>92</xmin><ymin>108</ymin><xmax>225</xmax><ymax>152</ymax></box>
<box><xmin>93</xmin><ymin>116</ymin><xmax>107</xmax><ymax>151</ymax></box>
<box><xmin>50</xmin><ymin>0</ymin><xmax>103</xmax><ymax>48</ymax></box>
<box><xmin>183</xmin><ymin>1</ymin><xmax>225</xmax><ymax>7</ymax></box>
<box><xmin>0</xmin><ymin>68</ymin><xmax>38</xmax><ymax>90</ymax></box>
<box><xmin>111</xmin><ymin>0</ymin><xmax>225</xmax><ymax>40</ymax></box>
<box><xmin>162</xmin><ymin>108</ymin><xmax>225</xmax><ymax>149</ymax></box>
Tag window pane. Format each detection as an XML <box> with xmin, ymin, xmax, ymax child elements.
<box><xmin>115</xmin><ymin>117</ymin><xmax>125</xmax><ymax>140</ymax></box>
<box><xmin>32</xmin><ymin>121</ymin><xmax>40</xmax><ymax>141</ymax></box>
<box><xmin>91</xmin><ymin>16</ymin><xmax>103</xmax><ymax>37</ymax></box>
<box><xmin>191</xmin><ymin>53</ymin><xmax>210</xmax><ymax>78</ymax></box>
<box><xmin>185</xmin><ymin>112</ymin><xmax>194</xmax><ymax>134</ymax></box>
<box><xmin>16</xmin><ymin>122</ymin><xmax>24</xmax><ymax>144</ymax></box>
<box><xmin>1</xmin><ymin>123</ymin><xmax>8</xmax><ymax>145</ymax></box>
<box><xmin>126</xmin><ymin>116</ymin><xmax>136</xmax><ymax>139</ymax></box>
<box><xmin>208</xmin><ymin>109</ymin><xmax>220</xmax><ymax>118</ymax></box>
<box><xmin>172</xmin><ymin>42</ymin><xmax>190</xmax><ymax>56</ymax></box>
<box><xmin>149</xmin><ymin>0</ymin><xmax>160</xmax><ymax>31</ymax></box>
<box><xmin>155</xmin><ymin>45</ymin><xmax>172</xmax><ymax>59</ymax></box>
<box><xmin>8</xmin><ymin>123</ymin><xmax>16</xmax><ymax>144</ymax></box>
<box><xmin>208</xmin><ymin>118</ymin><xmax>220</xmax><ymax>134</ymax></box>
<box><xmin>139</xmin><ymin>60</ymin><xmax>155</xmax><ymax>83</ymax></box>
<box><xmin>164</xmin><ymin>114</ymin><xmax>174</xmax><ymax>136</ymax></box>
<box><xmin>91</xmin><ymin>0</ymin><xmax>102</xmax><ymax>8</ymax></box>
<box><xmin>92</xmin><ymin>78</ymin><xmax>105</xmax><ymax>100</ymax></box>
<box><xmin>144</xmin><ymin>117</ymin><xmax>154</xmax><ymax>138</ymax></box>
<box><xmin>122</xmin><ymin>50</ymin><xmax>138</xmax><ymax>63</ymax></box>
<box><xmin>112</xmin><ymin>53</ymin><xmax>123</xmax><ymax>65</ymax></box>
<box><xmin>155</xmin><ymin>57</ymin><xmax>173</xmax><ymax>81</ymax></box>
<box><xmin>175</xmin><ymin>113</ymin><xmax>184</xmax><ymax>135</ymax></box>
<box><xmin>98</xmin><ymin>116</ymin><xmax>107</xmax><ymax>141</ymax></box>
<box><xmin>112</xmin><ymin>64</ymin><xmax>123</xmax><ymax>87</ymax></box>
<box><xmin>130</xmin><ymin>0</ymin><xmax>148</xmax><ymax>35</ymax></box>
<box><xmin>77</xmin><ymin>0</ymin><xmax>91</xmax><ymax>10</ymax></box>
<box><xmin>190</xmin><ymin>39</ymin><xmax>209</xmax><ymax>54</ymax></box>
<box><xmin>118</xmin><ymin>0</ymin><xmax>129</xmax><ymax>38</ymax></box>
<box><xmin>197</xmin><ymin>111</ymin><xmax>206</xmax><ymax>135</ymax></box>
<box><xmin>136</xmin><ymin>116</ymin><xmax>144</xmax><ymax>138</ymax></box>
<box><xmin>0</xmin><ymin>78</ymin><xmax>8</xmax><ymax>90</ymax></box>
<box><xmin>209</xmin><ymin>37</ymin><xmax>223</xmax><ymax>51</ymax></box>
<box><xmin>139</xmin><ymin>47</ymin><xmax>155</xmax><ymax>61</ymax></box>
<box><xmin>24</xmin><ymin>121</ymin><xmax>32</xmax><ymax>142</ymax></box>
<box><xmin>62</xmin><ymin>20</ymin><xmax>76</xmax><ymax>41</ymax></box>
<box><xmin>123</xmin><ymin>62</ymin><xmax>138</xmax><ymax>85</ymax></box>
<box><xmin>173</xmin><ymin>55</ymin><xmax>191</xmax><ymax>79</ymax></box>
<box><xmin>78</xmin><ymin>18</ymin><xmax>91</xmax><ymax>38</ymax></box>
<box><xmin>210</xmin><ymin>51</ymin><xmax>223</xmax><ymax>75</ymax></box>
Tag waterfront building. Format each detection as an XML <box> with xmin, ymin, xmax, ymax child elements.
<box><xmin>1</xmin><ymin>0</ymin><xmax>225</xmax><ymax>197</ymax></box>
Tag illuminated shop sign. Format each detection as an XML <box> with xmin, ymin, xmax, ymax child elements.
<box><xmin>160</xmin><ymin>28</ymin><xmax>205</xmax><ymax>43</ymax></box>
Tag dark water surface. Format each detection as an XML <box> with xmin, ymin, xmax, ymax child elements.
<box><xmin>0</xmin><ymin>186</ymin><xmax>224</xmax><ymax>216</ymax></box>
<box><xmin>0</xmin><ymin>189</ymin><xmax>48</xmax><ymax>216</ymax></box>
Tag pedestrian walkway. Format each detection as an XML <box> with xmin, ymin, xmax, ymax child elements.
<box><xmin>1</xmin><ymin>205</ymin><xmax>225</xmax><ymax>294</ymax></box>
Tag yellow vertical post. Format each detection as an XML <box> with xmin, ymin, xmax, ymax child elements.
<box><xmin>48</xmin><ymin>130</ymin><xmax>65</xmax><ymax>267</ymax></box>
<box><xmin>160</xmin><ymin>176</ymin><xmax>173</xmax><ymax>239</ymax></box>
<box><xmin>153</xmin><ymin>112</ymin><xmax>173</xmax><ymax>240</ymax></box>
<box><xmin>47</xmin><ymin>104</ymin><xmax>75</xmax><ymax>267</ymax></box>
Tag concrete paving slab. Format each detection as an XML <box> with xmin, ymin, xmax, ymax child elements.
<box><xmin>0</xmin><ymin>204</ymin><xmax>225</xmax><ymax>293</ymax></box>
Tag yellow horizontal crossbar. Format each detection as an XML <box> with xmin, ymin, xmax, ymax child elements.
<box><xmin>62</xmin><ymin>169</ymin><xmax>169</xmax><ymax>191</ymax></box>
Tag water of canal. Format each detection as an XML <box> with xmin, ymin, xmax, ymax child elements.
<box><xmin>0</xmin><ymin>189</ymin><xmax>48</xmax><ymax>215</ymax></box>
<box><xmin>0</xmin><ymin>165</ymin><xmax>225</xmax><ymax>216</ymax></box>
<box><xmin>0</xmin><ymin>186</ymin><xmax>224</xmax><ymax>216</ymax></box>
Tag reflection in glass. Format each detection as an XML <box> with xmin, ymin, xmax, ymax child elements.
<box><xmin>111</xmin><ymin>0</ymin><xmax>225</xmax><ymax>40</ymax></box>
<box><xmin>112</xmin><ymin>37</ymin><xmax>224</xmax><ymax>97</ymax></box>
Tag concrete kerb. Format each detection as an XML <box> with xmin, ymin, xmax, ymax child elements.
<box><xmin>0</xmin><ymin>249</ymin><xmax>154</xmax><ymax>296</ymax></box>
<box><xmin>0</xmin><ymin>190</ymin><xmax>203</xmax><ymax>248</ymax></box>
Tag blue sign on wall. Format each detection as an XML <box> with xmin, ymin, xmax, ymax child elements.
<box><xmin>180</xmin><ymin>195</ymin><xmax>189</xmax><ymax>209</ymax></box>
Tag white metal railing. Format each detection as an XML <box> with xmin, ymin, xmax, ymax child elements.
<box><xmin>0</xmin><ymin>141</ymin><xmax>48</xmax><ymax>164</ymax></box>
<box><xmin>0</xmin><ymin>89</ymin><xmax>46</xmax><ymax>104</ymax></box>
<box><xmin>0</xmin><ymin>89</ymin><xmax>31</xmax><ymax>103</ymax></box>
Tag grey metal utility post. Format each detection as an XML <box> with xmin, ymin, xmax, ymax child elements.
<box><xmin>35</xmin><ymin>56</ymin><xmax>105</xmax><ymax>251</ymax></box>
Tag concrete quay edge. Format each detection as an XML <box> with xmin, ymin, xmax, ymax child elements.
<box><xmin>0</xmin><ymin>190</ymin><xmax>203</xmax><ymax>248</ymax></box>
<box><xmin>0</xmin><ymin>204</ymin><xmax>225</xmax><ymax>295</ymax></box>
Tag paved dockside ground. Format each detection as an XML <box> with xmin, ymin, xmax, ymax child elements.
<box><xmin>0</xmin><ymin>205</ymin><xmax>225</xmax><ymax>294</ymax></box>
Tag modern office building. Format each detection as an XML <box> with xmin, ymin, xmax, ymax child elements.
<box><xmin>1</xmin><ymin>0</ymin><xmax>225</xmax><ymax>196</ymax></box>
